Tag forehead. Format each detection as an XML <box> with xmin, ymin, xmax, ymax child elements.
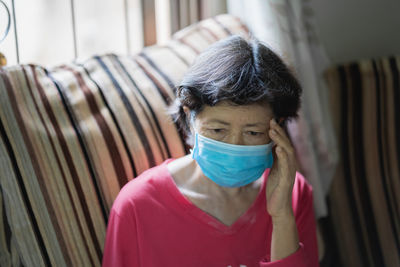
<box><xmin>195</xmin><ymin>101</ymin><xmax>273</xmax><ymax>124</ymax></box>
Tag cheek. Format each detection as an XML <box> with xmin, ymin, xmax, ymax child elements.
<box><xmin>245</xmin><ymin>137</ymin><xmax>271</xmax><ymax>145</ymax></box>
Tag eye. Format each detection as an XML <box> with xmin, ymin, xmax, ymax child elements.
<box><xmin>209</xmin><ymin>128</ymin><xmax>225</xmax><ymax>134</ymax></box>
<box><xmin>247</xmin><ymin>131</ymin><xmax>264</xmax><ymax>136</ymax></box>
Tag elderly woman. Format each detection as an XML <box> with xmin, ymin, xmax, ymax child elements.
<box><xmin>102</xmin><ymin>35</ymin><xmax>319</xmax><ymax>267</ymax></box>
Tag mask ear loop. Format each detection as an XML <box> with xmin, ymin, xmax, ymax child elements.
<box><xmin>189</xmin><ymin>110</ymin><xmax>197</xmax><ymax>132</ymax></box>
<box><xmin>189</xmin><ymin>110</ymin><xmax>197</xmax><ymax>155</ymax></box>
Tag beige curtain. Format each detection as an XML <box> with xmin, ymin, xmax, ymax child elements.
<box><xmin>325</xmin><ymin>56</ymin><xmax>400</xmax><ymax>267</ymax></box>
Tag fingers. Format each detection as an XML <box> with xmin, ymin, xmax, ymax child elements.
<box><xmin>275</xmin><ymin>146</ymin><xmax>288</xmax><ymax>170</ymax></box>
<box><xmin>275</xmin><ymin>141</ymin><xmax>297</xmax><ymax>187</ymax></box>
<box><xmin>269</xmin><ymin>119</ymin><xmax>294</xmax><ymax>156</ymax></box>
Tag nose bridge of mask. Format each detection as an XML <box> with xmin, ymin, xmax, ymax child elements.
<box><xmin>189</xmin><ymin>110</ymin><xmax>196</xmax><ymax>129</ymax></box>
<box><xmin>196</xmin><ymin>132</ymin><xmax>274</xmax><ymax>156</ymax></box>
<box><xmin>189</xmin><ymin>111</ymin><xmax>274</xmax><ymax>153</ymax></box>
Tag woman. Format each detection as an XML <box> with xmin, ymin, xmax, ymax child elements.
<box><xmin>102</xmin><ymin>35</ymin><xmax>319</xmax><ymax>267</ymax></box>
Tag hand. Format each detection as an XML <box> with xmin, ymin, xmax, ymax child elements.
<box><xmin>266</xmin><ymin>118</ymin><xmax>297</xmax><ymax>220</ymax></box>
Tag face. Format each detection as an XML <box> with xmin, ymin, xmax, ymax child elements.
<box><xmin>187</xmin><ymin>101</ymin><xmax>275</xmax><ymax>146</ymax></box>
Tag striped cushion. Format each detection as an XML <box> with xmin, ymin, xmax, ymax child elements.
<box><xmin>0</xmin><ymin>15</ymin><xmax>249</xmax><ymax>267</ymax></box>
<box><xmin>324</xmin><ymin>57</ymin><xmax>400</xmax><ymax>267</ymax></box>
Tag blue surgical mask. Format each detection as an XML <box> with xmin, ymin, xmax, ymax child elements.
<box><xmin>191</xmin><ymin>132</ymin><xmax>274</xmax><ymax>187</ymax></box>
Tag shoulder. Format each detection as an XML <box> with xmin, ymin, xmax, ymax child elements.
<box><xmin>111</xmin><ymin>159</ymin><xmax>174</xmax><ymax>216</ymax></box>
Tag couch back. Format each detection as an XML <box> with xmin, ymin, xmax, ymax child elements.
<box><xmin>0</xmin><ymin>15</ymin><xmax>250</xmax><ymax>267</ymax></box>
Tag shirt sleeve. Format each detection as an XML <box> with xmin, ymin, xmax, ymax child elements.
<box><xmin>102</xmin><ymin>206</ymin><xmax>141</xmax><ymax>267</ymax></box>
<box><xmin>258</xmin><ymin>175</ymin><xmax>320</xmax><ymax>267</ymax></box>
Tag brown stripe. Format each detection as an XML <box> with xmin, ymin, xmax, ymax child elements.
<box><xmin>176</xmin><ymin>25</ymin><xmax>221</xmax><ymax>55</ymax></box>
<box><xmin>373</xmin><ymin>60</ymin><xmax>400</xmax><ymax>253</ymax></box>
<box><xmin>1</xmin><ymin>67</ymin><xmax>69</xmax><ymax>266</ymax></box>
<box><xmin>94</xmin><ymin>56</ymin><xmax>156</xmax><ymax>168</ymax></box>
<box><xmin>29</xmin><ymin>65</ymin><xmax>99</xmax><ymax>266</ymax></box>
<box><xmin>134</xmin><ymin>58</ymin><xmax>174</xmax><ymax>105</ymax></box>
<box><xmin>24</xmin><ymin>66</ymin><xmax>82</xmax><ymax>265</ymax></box>
<box><xmin>109</xmin><ymin>55</ymin><xmax>169</xmax><ymax>160</ymax></box>
<box><xmin>138</xmin><ymin>52</ymin><xmax>176</xmax><ymax>96</ymax></box>
<box><xmin>381</xmin><ymin>58</ymin><xmax>400</xmax><ymax>259</ymax></box>
<box><xmin>78</xmin><ymin>64</ymin><xmax>137</xmax><ymax>180</ymax></box>
<box><xmin>198</xmin><ymin>26</ymin><xmax>219</xmax><ymax>42</ymax></box>
<box><xmin>179</xmin><ymin>32</ymin><xmax>204</xmax><ymax>54</ymax></box>
<box><xmin>136</xmin><ymin>52</ymin><xmax>189</xmax><ymax>154</ymax></box>
<box><xmin>337</xmin><ymin>65</ymin><xmax>370</xmax><ymax>266</ymax></box>
<box><xmin>178</xmin><ymin>36</ymin><xmax>201</xmax><ymax>54</ymax></box>
<box><xmin>0</xmin><ymin>185</ymin><xmax>11</xmax><ymax>253</ymax></box>
<box><xmin>46</xmin><ymin>69</ymin><xmax>109</xmax><ymax>222</ymax></box>
<box><xmin>212</xmin><ymin>16</ymin><xmax>233</xmax><ymax>36</ymax></box>
<box><xmin>353</xmin><ymin>62</ymin><xmax>385</xmax><ymax>266</ymax></box>
<box><xmin>389</xmin><ymin>57</ymin><xmax>400</xmax><ymax>223</ymax></box>
<box><xmin>61</xmin><ymin>65</ymin><xmax>129</xmax><ymax>188</ymax></box>
<box><xmin>165</xmin><ymin>45</ymin><xmax>190</xmax><ymax>66</ymax></box>
<box><xmin>232</xmin><ymin>15</ymin><xmax>251</xmax><ymax>35</ymax></box>
<box><xmin>0</xmin><ymin>117</ymin><xmax>48</xmax><ymax>265</ymax></box>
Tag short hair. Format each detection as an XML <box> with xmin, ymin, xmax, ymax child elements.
<box><xmin>169</xmin><ymin>35</ymin><xmax>302</xmax><ymax>145</ymax></box>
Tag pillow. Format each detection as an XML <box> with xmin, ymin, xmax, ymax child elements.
<box><xmin>0</xmin><ymin>14</ymin><xmax>250</xmax><ymax>267</ymax></box>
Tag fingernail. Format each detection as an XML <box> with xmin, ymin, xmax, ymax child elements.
<box><xmin>277</xmin><ymin>146</ymin><xmax>282</xmax><ymax>152</ymax></box>
<box><xmin>271</xmin><ymin>130</ymin><xmax>276</xmax><ymax>136</ymax></box>
<box><xmin>271</xmin><ymin>119</ymin><xmax>277</xmax><ymax>125</ymax></box>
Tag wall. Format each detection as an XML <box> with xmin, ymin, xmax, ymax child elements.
<box><xmin>310</xmin><ymin>0</ymin><xmax>400</xmax><ymax>65</ymax></box>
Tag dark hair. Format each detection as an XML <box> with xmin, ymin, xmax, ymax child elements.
<box><xmin>170</xmin><ymin>35</ymin><xmax>302</xmax><ymax>145</ymax></box>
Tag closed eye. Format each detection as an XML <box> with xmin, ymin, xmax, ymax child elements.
<box><xmin>209</xmin><ymin>128</ymin><xmax>225</xmax><ymax>134</ymax></box>
<box><xmin>247</xmin><ymin>131</ymin><xmax>264</xmax><ymax>136</ymax></box>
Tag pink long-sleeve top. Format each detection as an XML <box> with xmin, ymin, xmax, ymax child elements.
<box><xmin>102</xmin><ymin>159</ymin><xmax>319</xmax><ymax>267</ymax></box>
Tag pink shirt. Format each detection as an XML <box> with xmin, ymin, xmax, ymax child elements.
<box><xmin>102</xmin><ymin>159</ymin><xmax>319</xmax><ymax>267</ymax></box>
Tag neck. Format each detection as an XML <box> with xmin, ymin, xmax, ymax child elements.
<box><xmin>189</xmin><ymin>156</ymin><xmax>260</xmax><ymax>199</ymax></box>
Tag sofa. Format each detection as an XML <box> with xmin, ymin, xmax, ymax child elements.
<box><xmin>0</xmin><ymin>14</ymin><xmax>250</xmax><ymax>267</ymax></box>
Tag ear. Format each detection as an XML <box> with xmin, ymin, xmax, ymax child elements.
<box><xmin>277</xmin><ymin>117</ymin><xmax>286</xmax><ymax>127</ymax></box>
<box><xmin>183</xmin><ymin>106</ymin><xmax>191</xmax><ymax>124</ymax></box>
<box><xmin>183</xmin><ymin>105</ymin><xmax>190</xmax><ymax>115</ymax></box>
<box><xmin>183</xmin><ymin>106</ymin><xmax>195</xmax><ymax>133</ymax></box>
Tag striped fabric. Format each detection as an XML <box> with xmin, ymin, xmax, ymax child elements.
<box><xmin>0</xmin><ymin>15</ymin><xmax>250</xmax><ymax>267</ymax></box>
<box><xmin>324</xmin><ymin>57</ymin><xmax>400</xmax><ymax>267</ymax></box>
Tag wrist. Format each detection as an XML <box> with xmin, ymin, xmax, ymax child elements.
<box><xmin>270</xmin><ymin>211</ymin><xmax>300</xmax><ymax>262</ymax></box>
<box><xmin>271</xmin><ymin>211</ymin><xmax>295</xmax><ymax>226</ymax></box>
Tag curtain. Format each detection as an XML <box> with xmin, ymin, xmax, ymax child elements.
<box><xmin>228</xmin><ymin>0</ymin><xmax>338</xmax><ymax>219</ymax></box>
<box><xmin>325</xmin><ymin>56</ymin><xmax>400</xmax><ymax>267</ymax></box>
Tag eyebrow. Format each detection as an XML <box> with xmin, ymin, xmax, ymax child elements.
<box><xmin>206</xmin><ymin>119</ymin><xmax>267</xmax><ymax>127</ymax></box>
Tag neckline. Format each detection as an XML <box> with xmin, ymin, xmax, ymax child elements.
<box><xmin>161</xmin><ymin>159</ymin><xmax>268</xmax><ymax>234</ymax></box>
